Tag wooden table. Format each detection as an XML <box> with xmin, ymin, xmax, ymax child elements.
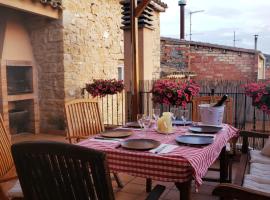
<box><xmin>78</xmin><ymin>124</ymin><xmax>238</xmax><ymax>200</ymax></box>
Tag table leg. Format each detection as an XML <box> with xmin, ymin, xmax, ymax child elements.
<box><xmin>146</xmin><ymin>178</ymin><xmax>152</xmax><ymax>192</ymax></box>
<box><xmin>220</xmin><ymin>146</ymin><xmax>228</xmax><ymax>183</ymax></box>
<box><xmin>175</xmin><ymin>180</ymin><xmax>192</xmax><ymax>200</ymax></box>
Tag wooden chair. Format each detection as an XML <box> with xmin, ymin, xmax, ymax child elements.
<box><xmin>65</xmin><ymin>99</ymin><xmax>123</xmax><ymax>188</ymax></box>
<box><xmin>65</xmin><ymin>99</ymin><xmax>105</xmax><ymax>144</ymax></box>
<box><xmin>11</xmin><ymin>141</ymin><xmax>166</xmax><ymax>200</ymax></box>
<box><xmin>0</xmin><ymin>114</ymin><xmax>22</xmax><ymax>200</ymax></box>
<box><xmin>192</xmin><ymin>96</ymin><xmax>233</xmax><ymax>125</ymax></box>
<box><xmin>213</xmin><ymin>130</ymin><xmax>270</xmax><ymax>200</ymax></box>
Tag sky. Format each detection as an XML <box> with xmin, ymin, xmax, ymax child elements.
<box><xmin>160</xmin><ymin>0</ymin><xmax>270</xmax><ymax>54</ymax></box>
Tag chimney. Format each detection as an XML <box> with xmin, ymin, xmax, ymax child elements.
<box><xmin>254</xmin><ymin>34</ymin><xmax>258</xmax><ymax>50</ymax></box>
<box><xmin>178</xmin><ymin>0</ymin><xmax>186</xmax><ymax>40</ymax></box>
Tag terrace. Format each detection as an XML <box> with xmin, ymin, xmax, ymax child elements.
<box><xmin>0</xmin><ymin>0</ymin><xmax>270</xmax><ymax>200</ymax></box>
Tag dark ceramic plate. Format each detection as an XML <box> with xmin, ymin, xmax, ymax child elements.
<box><xmin>175</xmin><ymin>135</ymin><xmax>214</xmax><ymax>145</ymax></box>
<box><xmin>172</xmin><ymin>120</ymin><xmax>193</xmax><ymax>126</ymax></box>
<box><xmin>188</xmin><ymin>125</ymin><xmax>222</xmax><ymax>133</ymax></box>
<box><xmin>121</xmin><ymin>139</ymin><xmax>160</xmax><ymax>150</ymax></box>
<box><xmin>101</xmin><ymin>130</ymin><xmax>133</xmax><ymax>138</ymax></box>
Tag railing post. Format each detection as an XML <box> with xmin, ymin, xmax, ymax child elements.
<box><xmin>253</xmin><ymin>107</ymin><xmax>256</xmax><ymax>131</ymax></box>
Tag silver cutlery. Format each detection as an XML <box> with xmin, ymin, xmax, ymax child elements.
<box><xmin>94</xmin><ymin>137</ymin><xmax>122</xmax><ymax>142</ymax></box>
<box><xmin>154</xmin><ymin>145</ymin><xmax>167</xmax><ymax>154</ymax></box>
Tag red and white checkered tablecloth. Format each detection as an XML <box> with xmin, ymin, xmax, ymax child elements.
<box><xmin>78</xmin><ymin>124</ymin><xmax>238</xmax><ymax>186</ymax></box>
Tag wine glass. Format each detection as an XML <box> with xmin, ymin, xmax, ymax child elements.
<box><xmin>170</xmin><ymin>107</ymin><xmax>178</xmax><ymax>127</ymax></box>
<box><xmin>152</xmin><ymin>108</ymin><xmax>160</xmax><ymax>121</ymax></box>
<box><xmin>179</xmin><ymin>109</ymin><xmax>189</xmax><ymax>127</ymax></box>
<box><xmin>137</xmin><ymin>114</ymin><xmax>144</xmax><ymax>129</ymax></box>
<box><xmin>142</xmin><ymin>115</ymin><xmax>152</xmax><ymax>137</ymax></box>
<box><xmin>152</xmin><ymin>108</ymin><xmax>160</xmax><ymax>128</ymax></box>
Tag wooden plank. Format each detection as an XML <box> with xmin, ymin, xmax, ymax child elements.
<box><xmin>131</xmin><ymin>0</ymin><xmax>140</xmax><ymax>120</ymax></box>
<box><xmin>0</xmin><ymin>0</ymin><xmax>60</xmax><ymax>19</ymax></box>
<box><xmin>7</xmin><ymin>93</ymin><xmax>35</xmax><ymax>101</ymax></box>
<box><xmin>135</xmin><ymin>0</ymin><xmax>152</xmax><ymax>18</ymax></box>
<box><xmin>6</xmin><ymin>60</ymin><xmax>32</xmax><ymax>66</ymax></box>
<box><xmin>0</xmin><ymin>17</ymin><xmax>6</xmax><ymax>58</ymax></box>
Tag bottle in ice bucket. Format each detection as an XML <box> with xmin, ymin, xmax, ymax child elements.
<box><xmin>213</xmin><ymin>95</ymin><xmax>228</xmax><ymax>107</ymax></box>
<box><xmin>157</xmin><ymin>112</ymin><xmax>173</xmax><ymax>133</ymax></box>
<box><xmin>210</xmin><ymin>89</ymin><xmax>215</xmax><ymax>106</ymax></box>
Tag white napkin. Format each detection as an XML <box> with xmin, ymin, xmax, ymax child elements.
<box><xmin>185</xmin><ymin>133</ymin><xmax>216</xmax><ymax>139</ymax></box>
<box><xmin>150</xmin><ymin>143</ymin><xmax>178</xmax><ymax>154</ymax></box>
<box><xmin>89</xmin><ymin>138</ymin><xmax>122</xmax><ymax>143</ymax></box>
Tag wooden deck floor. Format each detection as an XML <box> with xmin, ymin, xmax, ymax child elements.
<box><xmin>11</xmin><ymin>133</ymin><xmax>237</xmax><ymax>200</ymax></box>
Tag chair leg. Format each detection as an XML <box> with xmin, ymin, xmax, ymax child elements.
<box><xmin>113</xmin><ymin>173</ymin><xmax>124</xmax><ymax>188</ymax></box>
<box><xmin>228</xmin><ymin>158</ymin><xmax>233</xmax><ymax>183</ymax></box>
<box><xmin>0</xmin><ymin>187</ymin><xmax>9</xmax><ymax>200</ymax></box>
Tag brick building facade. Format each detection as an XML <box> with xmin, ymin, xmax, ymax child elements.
<box><xmin>161</xmin><ymin>37</ymin><xmax>265</xmax><ymax>81</ymax></box>
<box><xmin>265</xmin><ymin>54</ymin><xmax>270</xmax><ymax>78</ymax></box>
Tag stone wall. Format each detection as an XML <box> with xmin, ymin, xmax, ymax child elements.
<box><xmin>25</xmin><ymin>0</ymin><xmax>124</xmax><ymax>132</ymax></box>
<box><xmin>161</xmin><ymin>37</ymin><xmax>259</xmax><ymax>81</ymax></box>
<box><xmin>152</xmin><ymin>11</ymin><xmax>161</xmax><ymax>80</ymax></box>
<box><xmin>25</xmin><ymin>15</ymin><xmax>64</xmax><ymax>132</ymax></box>
<box><xmin>62</xmin><ymin>0</ymin><xmax>124</xmax><ymax>99</ymax></box>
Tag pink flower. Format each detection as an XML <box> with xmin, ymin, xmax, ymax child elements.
<box><xmin>152</xmin><ymin>79</ymin><xmax>200</xmax><ymax>106</ymax></box>
<box><xmin>261</xmin><ymin>105</ymin><xmax>268</xmax><ymax>111</ymax></box>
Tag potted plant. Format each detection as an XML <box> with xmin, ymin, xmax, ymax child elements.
<box><xmin>85</xmin><ymin>79</ymin><xmax>124</xmax><ymax>98</ymax></box>
<box><xmin>244</xmin><ymin>82</ymin><xmax>270</xmax><ymax>114</ymax></box>
<box><xmin>152</xmin><ymin>79</ymin><xmax>200</xmax><ymax>108</ymax></box>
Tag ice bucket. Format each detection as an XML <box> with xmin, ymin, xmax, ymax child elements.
<box><xmin>198</xmin><ymin>104</ymin><xmax>225</xmax><ymax>125</ymax></box>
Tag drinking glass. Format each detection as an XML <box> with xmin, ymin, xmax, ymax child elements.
<box><xmin>170</xmin><ymin>107</ymin><xmax>178</xmax><ymax>127</ymax></box>
<box><xmin>152</xmin><ymin>108</ymin><xmax>160</xmax><ymax>121</ymax></box>
<box><xmin>179</xmin><ymin>109</ymin><xmax>189</xmax><ymax>127</ymax></box>
<box><xmin>142</xmin><ymin>115</ymin><xmax>152</xmax><ymax>137</ymax></box>
<box><xmin>137</xmin><ymin>114</ymin><xmax>144</xmax><ymax>129</ymax></box>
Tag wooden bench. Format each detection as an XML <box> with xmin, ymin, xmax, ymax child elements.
<box><xmin>213</xmin><ymin>130</ymin><xmax>270</xmax><ymax>200</ymax></box>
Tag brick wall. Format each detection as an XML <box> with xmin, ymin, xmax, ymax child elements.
<box><xmin>265</xmin><ymin>67</ymin><xmax>270</xmax><ymax>79</ymax></box>
<box><xmin>161</xmin><ymin>37</ymin><xmax>259</xmax><ymax>81</ymax></box>
<box><xmin>265</xmin><ymin>54</ymin><xmax>270</xmax><ymax>79</ymax></box>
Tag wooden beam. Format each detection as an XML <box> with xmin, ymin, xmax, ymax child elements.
<box><xmin>0</xmin><ymin>0</ymin><xmax>60</xmax><ymax>19</ymax></box>
<box><xmin>0</xmin><ymin>17</ymin><xmax>6</xmax><ymax>58</ymax></box>
<box><xmin>131</xmin><ymin>0</ymin><xmax>140</xmax><ymax>120</ymax></box>
<box><xmin>135</xmin><ymin>0</ymin><xmax>151</xmax><ymax>18</ymax></box>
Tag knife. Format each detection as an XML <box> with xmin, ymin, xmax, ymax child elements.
<box><xmin>94</xmin><ymin>137</ymin><xmax>122</xmax><ymax>142</ymax></box>
<box><xmin>154</xmin><ymin>145</ymin><xmax>167</xmax><ymax>154</ymax></box>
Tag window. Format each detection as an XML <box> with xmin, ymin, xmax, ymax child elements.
<box><xmin>118</xmin><ymin>65</ymin><xmax>124</xmax><ymax>81</ymax></box>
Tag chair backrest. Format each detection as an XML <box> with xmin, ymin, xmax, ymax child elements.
<box><xmin>11</xmin><ymin>141</ymin><xmax>115</xmax><ymax>200</ymax></box>
<box><xmin>65</xmin><ymin>99</ymin><xmax>104</xmax><ymax>143</ymax></box>
<box><xmin>192</xmin><ymin>96</ymin><xmax>233</xmax><ymax>125</ymax></box>
<box><xmin>0</xmin><ymin>114</ymin><xmax>13</xmax><ymax>178</ymax></box>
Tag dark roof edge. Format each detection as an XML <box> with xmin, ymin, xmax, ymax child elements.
<box><xmin>151</xmin><ymin>0</ymin><xmax>168</xmax><ymax>11</ymax></box>
<box><xmin>120</xmin><ymin>0</ymin><xmax>167</xmax><ymax>11</ymax></box>
<box><xmin>161</xmin><ymin>37</ymin><xmax>262</xmax><ymax>55</ymax></box>
<box><xmin>39</xmin><ymin>0</ymin><xmax>62</xmax><ymax>10</ymax></box>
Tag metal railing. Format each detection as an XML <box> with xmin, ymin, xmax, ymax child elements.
<box><xmin>81</xmin><ymin>88</ymin><xmax>270</xmax><ymax>132</ymax></box>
